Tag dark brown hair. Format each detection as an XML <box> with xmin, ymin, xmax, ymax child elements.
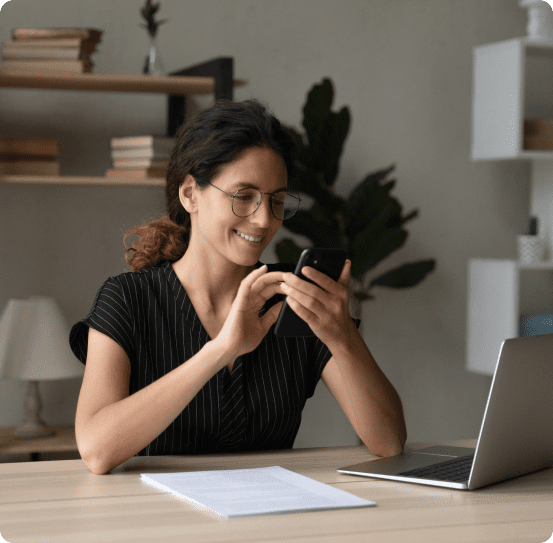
<box><xmin>124</xmin><ymin>99</ymin><xmax>296</xmax><ymax>271</ymax></box>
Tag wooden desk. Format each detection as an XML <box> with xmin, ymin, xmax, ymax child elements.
<box><xmin>0</xmin><ymin>440</ymin><xmax>551</xmax><ymax>543</ymax></box>
<box><xmin>0</xmin><ymin>424</ymin><xmax>78</xmax><ymax>461</ymax></box>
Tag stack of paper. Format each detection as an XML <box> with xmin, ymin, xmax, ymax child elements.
<box><xmin>141</xmin><ymin>466</ymin><xmax>376</xmax><ymax>519</ymax></box>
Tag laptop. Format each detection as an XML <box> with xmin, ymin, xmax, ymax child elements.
<box><xmin>337</xmin><ymin>333</ymin><xmax>553</xmax><ymax>490</ymax></box>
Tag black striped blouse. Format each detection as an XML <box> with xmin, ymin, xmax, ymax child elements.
<box><xmin>69</xmin><ymin>260</ymin><xmax>360</xmax><ymax>455</ymax></box>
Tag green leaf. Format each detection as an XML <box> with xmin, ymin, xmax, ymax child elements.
<box><xmin>347</xmin><ymin>197</ymin><xmax>403</xmax><ymax>257</ymax></box>
<box><xmin>288</xmin><ymin>166</ymin><xmax>327</xmax><ymax>199</ymax></box>
<box><xmin>344</xmin><ymin>165</ymin><xmax>397</xmax><ymax>237</ymax></box>
<box><xmin>300</xmin><ymin>79</ymin><xmax>350</xmax><ymax>188</ymax></box>
<box><xmin>303</xmin><ymin>78</ymin><xmax>334</xmax><ymax>149</ymax></box>
<box><xmin>318</xmin><ymin>106</ymin><xmax>350</xmax><ymax>187</ymax></box>
<box><xmin>368</xmin><ymin>260</ymin><xmax>436</xmax><ymax>289</ymax></box>
<box><xmin>275</xmin><ymin>239</ymin><xmax>304</xmax><ymax>264</ymax></box>
<box><xmin>401</xmin><ymin>209</ymin><xmax>419</xmax><ymax>225</ymax></box>
<box><xmin>350</xmin><ymin>227</ymin><xmax>408</xmax><ymax>279</ymax></box>
<box><xmin>283</xmin><ymin>209</ymin><xmax>343</xmax><ymax>248</ymax></box>
<box><xmin>347</xmin><ymin>165</ymin><xmax>395</xmax><ymax>205</ymax></box>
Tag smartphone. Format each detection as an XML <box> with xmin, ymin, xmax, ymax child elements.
<box><xmin>274</xmin><ymin>248</ymin><xmax>348</xmax><ymax>337</ymax></box>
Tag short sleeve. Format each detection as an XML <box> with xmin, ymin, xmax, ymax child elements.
<box><xmin>69</xmin><ymin>276</ymin><xmax>134</xmax><ymax>365</ymax></box>
<box><xmin>305</xmin><ymin>317</ymin><xmax>362</xmax><ymax>400</ymax></box>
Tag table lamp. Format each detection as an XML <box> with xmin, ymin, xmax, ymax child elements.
<box><xmin>0</xmin><ymin>296</ymin><xmax>85</xmax><ymax>438</ymax></box>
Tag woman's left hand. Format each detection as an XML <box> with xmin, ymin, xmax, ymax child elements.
<box><xmin>280</xmin><ymin>259</ymin><xmax>356</xmax><ymax>346</ymax></box>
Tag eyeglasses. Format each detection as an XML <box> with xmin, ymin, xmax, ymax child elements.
<box><xmin>206</xmin><ymin>181</ymin><xmax>301</xmax><ymax>221</ymax></box>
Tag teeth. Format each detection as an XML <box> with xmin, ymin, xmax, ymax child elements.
<box><xmin>235</xmin><ymin>230</ymin><xmax>262</xmax><ymax>242</ymax></box>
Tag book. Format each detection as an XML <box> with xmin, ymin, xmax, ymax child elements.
<box><xmin>110</xmin><ymin>135</ymin><xmax>175</xmax><ymax>150</ymax></box>
<box><xmin>2</xmin><ymin>46</ymin><xmax>87</xmax><ymax>60</ymax></box>
<box><xmin>140</xmin><ymin>466</ymin><xmax>376</xmax><ymax>519</ymax></box>
<box><xmin>1</xmin><ymin>59</ymin><xmax>93</xmax><ymax>74</ymax></box>
<box><xmin>111</xmin><ymin>147</ymin><xmax>172</xmax><ymax>160</ymax></box>
<box><xmin>106</xmin><ymin>168</ymin><xmax>166</xmax><ymax>179</ymax></box>
<box><xmin>524</xmin><ymin>119</ymin><xmax>553</xmax><ymax>150</ymax></box>
<box><xmin>3</xmin><ymin>38</ymin><xmax>92</xmax><ymax>48</ymax></box>
<box><xmin>112</xmin><ymin>158</ymin><xmax>170</xmax><ymax>169</ymax></box>
<box><xmin>0</xmin><ymin>138</ymin><xmax>59</xmax><ymax>158</ymax></box>
<box><xmin>0</xmin><ymin>161</ymin><xmax>59</xmax><ymax>175</ymax></box>
<box><xmin>11</xmin><ymin>28</ymin><xmax>103</xmax><ymax>43</ymax></box>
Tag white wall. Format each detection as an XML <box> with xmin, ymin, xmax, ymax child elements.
<box><xmin>0</xmin><ymin>0</ymin><xmax>532</xmax><ymax>448</ymax></box>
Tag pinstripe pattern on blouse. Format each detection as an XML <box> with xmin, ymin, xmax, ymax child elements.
<box><xmin>69</xmin><ymin>260</ymin><xmax>360</xmax><ymax>455</ymax></box>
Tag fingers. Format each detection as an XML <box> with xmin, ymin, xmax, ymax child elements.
<box><xmin>249</xmin><ymin>269</ymin><xmax>287</xmax><ymax>296</ymax></box>
<box><xmin>300</xmin><ymin>260</ymin><xmax>351</xmax><ymax>293</ymax></box>
<box><xmin>260</xmin><ymin>300</ymin><xmax>284</xmax><ymax>335</ymax></box>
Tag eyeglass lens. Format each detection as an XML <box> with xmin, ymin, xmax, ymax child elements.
<box><xmin>232</xmin><ymin>189</ymin><xmax>299</xmax><ymax>220</ymax></box>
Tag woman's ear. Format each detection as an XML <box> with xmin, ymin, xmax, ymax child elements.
<box><xmin>179</xmin><ymin>174</ymin><xmax>198</xmax><ymax>214</ymax></box>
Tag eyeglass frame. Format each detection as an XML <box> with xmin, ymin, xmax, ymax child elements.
<box><xmin>205</xmin><ymin>180</ymin><xmax>301</xmax><ymax>221</ymax></box>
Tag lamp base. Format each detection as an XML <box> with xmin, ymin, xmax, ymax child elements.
<box><xmin>12</xmin><ymin>380</ymin><xmax>54</xmax><ymax>438</ymax></box>
<box><xmin>13</xmin><ymin>418</ymin><xmax>54</xmax><ymax>438</ymax></box>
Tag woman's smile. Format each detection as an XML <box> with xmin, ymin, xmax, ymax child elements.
<box><xmin>233</xmin><ymin>229</ymin><xmax>264</xmax><ymax>243</ymax></box>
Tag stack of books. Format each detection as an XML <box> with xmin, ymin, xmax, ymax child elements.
<box><xmin>1</xmin><ymin>27</ymin><xmax>103</xmax><ymax>75</ymax></box>
<box><xmin>106</xmin><ymin>135</ymin><xmax>175</xmax><ymax>179</ymax></box>
<box><xmin>0</xmin><ymin>138</ymin><xmax>60</xmax><ymax>175</ymax></box>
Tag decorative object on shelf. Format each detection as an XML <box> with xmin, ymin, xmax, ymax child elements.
<box><xmin>524</xmin><ymin>119</ymin><xmax>553</xmax><ymax>150</ymax></box>
<box><xmin>519</xmin><ymin>314</ymin><xmax>553</xmax><ymax>336</ymax></box>
<box><xmin>141</xmin><ymin>0</ymin><xmax>167</xmax><ymax>76</ymax></box>
<box><xmin>519</xmin><ymin>0</ymin><xmax>553</xmax><ymax>41</ymax></box>
<box><xmin>1</xmin><ymin>28</ymin><xmax>102</xmax><ymax>75</ymax></box>
<box><xmin>276</xmin><ymin>78</ymin><xmax>436</xmax><ymax>323</ymax></box>
<box><xmin>0</xmin><ymin>138</ymin><xmax>60</xmax><ymax>176</ymax></box>
<box><xmin>106</xmin><ymin>134</ymin><xmax>174</xmax><ymax>179</ymax></box>
<box><xmin>517</xmin><ymin>216</ymin><xmax>547</xmax><ymax>264</ymax></box>
<box><xmin>0</xmin><ymin>297</ymin><xmax>84</xmax><ymax>438</ymax></box>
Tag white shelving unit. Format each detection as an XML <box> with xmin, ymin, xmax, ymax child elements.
<box><xmin>467</xmin><ymin>259</ymin><xmax>553</xmax><ymax>374</ymax></box>
<box><xmin>469</xmin><ymin>36</ymin><xmax>553</xmax><ymax>374</ymax></box>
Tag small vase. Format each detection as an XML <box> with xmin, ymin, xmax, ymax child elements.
<box><xmin>143</xmin><ymin>36</ymin><xmax>164</xmax><ymax>76</ymax></box>
<box><xmin>517</xmin><ymin>235</ymin><xmax>546</xmax><ymax>264</ymax></box>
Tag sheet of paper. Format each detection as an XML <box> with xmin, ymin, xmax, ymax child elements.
<box><xmin>141</xmin><ymin>465</ymin><xmax>376</xmax><ymax>518</ymax></box>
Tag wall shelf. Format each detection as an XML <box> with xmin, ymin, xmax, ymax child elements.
<box><xmin>0</xmin><ymin>175</ymin><xmax>165</xmax><ymax>186</ymax></box>
<box><xmin>0</xmin><ymin>57</ymin><xmax>245</xmax><ymax>185</ymax></box>
<box><xmin>467</xmin><ymin>259</ymin><xmax>553</xmax><ymax>375</ymax></box>
<box><xmin>0</xmin><ymin>71</ymin><xmax>247</xmax><ymax>95</ymax></box>
<box><xmin>472</xmin><ymin>37</ymin><xmax>553</xmax><ymax>161</ymax></box>
<box><xmin>1</xmin><ymin>57</ymin><xmax>245</xmax><ymax>136</ymax></box>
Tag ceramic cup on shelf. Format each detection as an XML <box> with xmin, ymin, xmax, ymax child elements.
<box><xmin>517</xmin><ymin>216</ymin><xmax>547</xmax><ymax>264</ymax></box>
<box><xmin>518</xmin><ymin>235</ymin><xmax>546</xmax><ymax>264</ymax></box>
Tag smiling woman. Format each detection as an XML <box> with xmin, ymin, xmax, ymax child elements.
<box><xmin>68</xmin><ymin>99</ymin><xmax>406</xmax><ymax>475</ymax></box>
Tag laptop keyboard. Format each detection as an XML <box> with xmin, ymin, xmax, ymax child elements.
<box><xmin>398</xmin><ymin>454</ymin><xmax>475</xmax><ymax>483</ymax></box>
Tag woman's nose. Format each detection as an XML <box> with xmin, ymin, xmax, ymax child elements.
<box><xmin>251</xmin><ymin>195</ymin><xmax>273</xmax><ymax>225</ymax></box>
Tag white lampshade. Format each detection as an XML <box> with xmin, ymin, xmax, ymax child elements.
<box><xmin>0</xmin><ymin>296</ymin><xmax>84</xmax><ymax>381</ymax></box>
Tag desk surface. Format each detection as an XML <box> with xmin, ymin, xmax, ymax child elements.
<box><xmin>0</xmin><ymin>440</ymin><xmax>551</xmax><ymax>543</ymax></box>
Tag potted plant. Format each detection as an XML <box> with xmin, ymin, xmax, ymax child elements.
<box><xmin>276</xmin><ymin>78</ymin><xmax>436</xmax><ymax>320</ymax></box>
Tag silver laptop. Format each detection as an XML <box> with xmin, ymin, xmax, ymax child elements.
<box><xmin>337</xmin><ymin>333</ymin><xmax>553</xmax><ymax>490</ymax></box>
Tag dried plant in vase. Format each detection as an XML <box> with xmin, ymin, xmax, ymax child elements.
<box><xmin>141</xmin><ymin>0</ymin><xmax>167</xmax><ymax>75</ymax></box>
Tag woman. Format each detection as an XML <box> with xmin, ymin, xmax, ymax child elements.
<box><xmin>70</xmin><ymin>99</ymin><xmax>406</xmax><ymax>475</ymax></box>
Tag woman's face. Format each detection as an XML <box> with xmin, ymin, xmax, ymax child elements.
<box><xmin>193</xmin><ymin>146</ymin><xmax>288</xmax><ymax>267</ymax></box>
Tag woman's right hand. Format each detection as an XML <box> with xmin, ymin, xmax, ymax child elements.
<box><xmin>215</xmin><ymin>265</ymin><xmax>285</xmax><ymax>359</ymax></box>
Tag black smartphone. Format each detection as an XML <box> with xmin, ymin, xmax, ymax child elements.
<box><xmin>274</xmin><ymin>247</ymin><xmax>348</xmax><ymax>337</ymax></box>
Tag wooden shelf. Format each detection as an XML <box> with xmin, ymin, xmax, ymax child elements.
<box><xmin>0</xmin><ymin>71</ymin><xmax>247</xmax><ymax>95</ymax></box>
<box><xmin>0</xmin><ymin>175</ymin><xmax>165</xmax><ymax>186</ymax></box>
